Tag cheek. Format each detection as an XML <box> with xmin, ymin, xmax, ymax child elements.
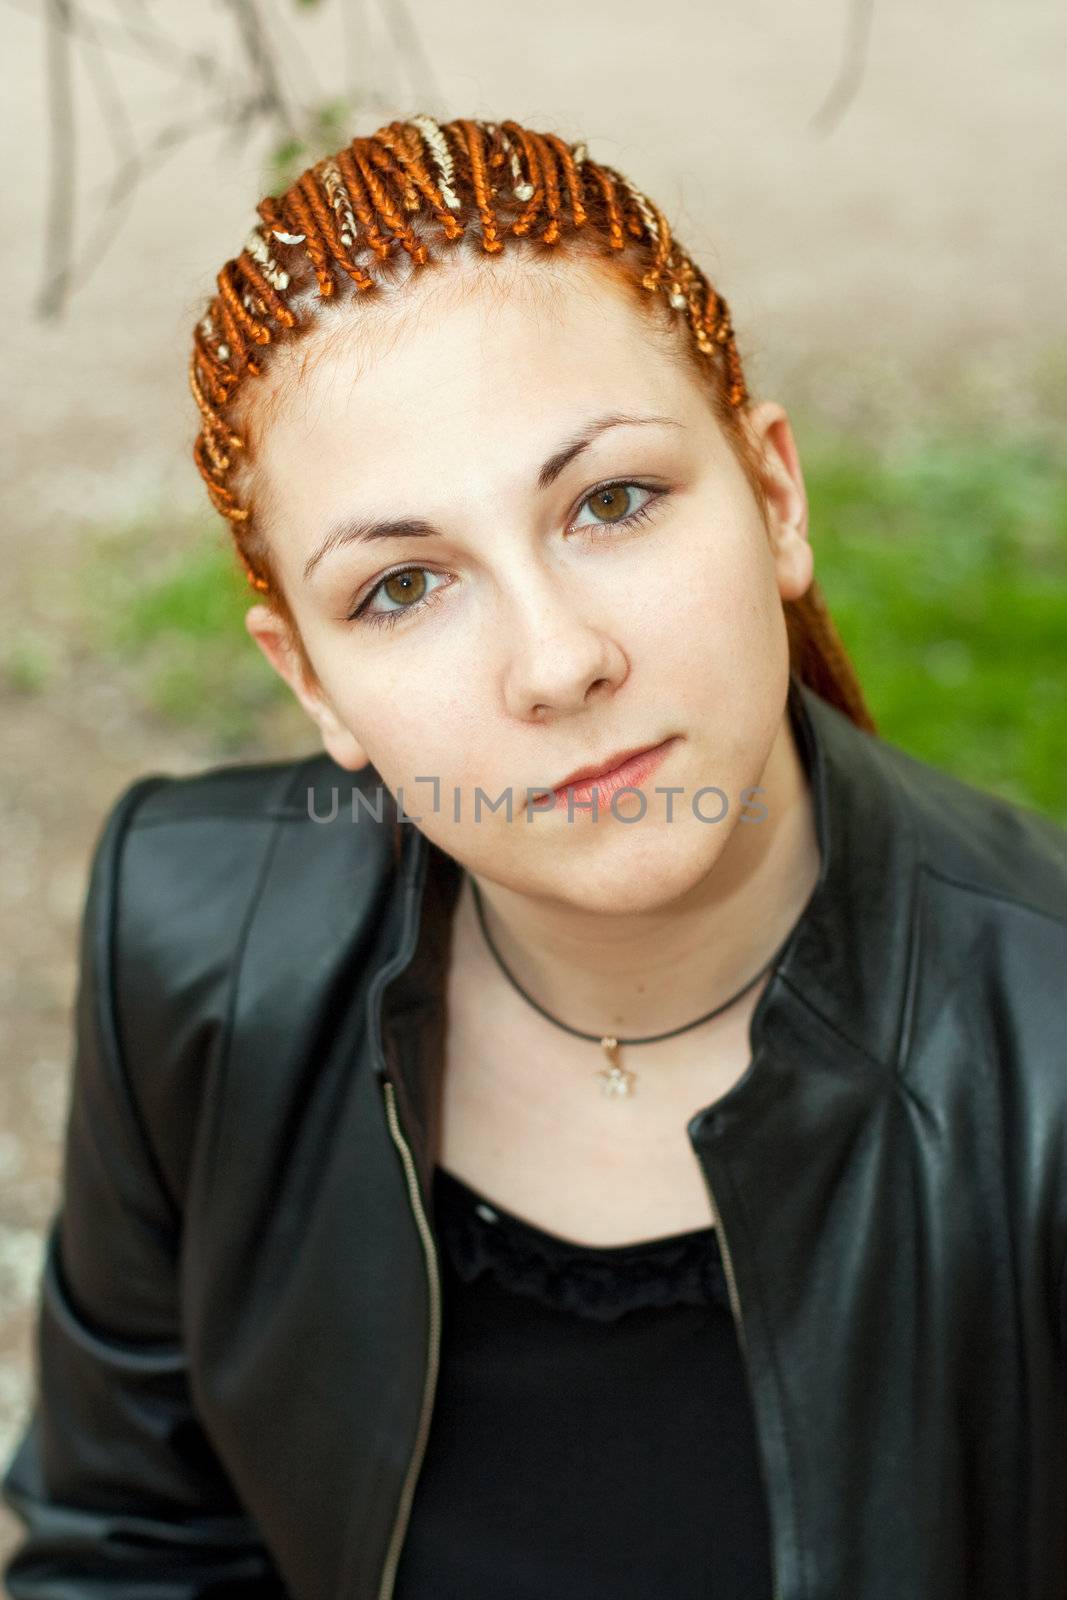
<box><xmin>641</xmin><ymin>514</ymin><xmax>781</xmax><ymax>655</ymax></box>
<box><xmin>639</xmin><ymin>520</ymin><xmax>788</xmax><ymax>749</ymax></box>
<box><xmin>333</xmin><ymin>669</ymin><xmax>485</xmax><ymax>791</ymax></box>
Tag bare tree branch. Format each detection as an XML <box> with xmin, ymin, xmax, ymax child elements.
<box><xmin>340</xmin><ymin>0</ymin><xmax>367</xmax><ymax>106</ymax></box>
<box><xmin>221</xmin><ymin>0</ymin><xmax>297</xmax><ymax>131</ymax></box>
<box><xmin>29</xmin><ymin>0</ymin><xmax>439</xmax><ymax>319</ymax></box>
<box><xmin>108</xmin><ymin>0</ymin><xmax>206</xmax><ymax>80</ymax></box>
<box><xmin>78</xmin><ymin>0</ymin><xmax>139</xmax><ymax>193</ymax></box>
<box><xmin>3</xmin><ymin>0</ymin><xmax>223</xmax><ymax>85</ymax></box>
<box><xmin>37</xmin><ymin>0</ymin><xmax>76</xmax><ymax>319</ymax></box>
<box><xmin>34</xmin><ymin>109</ymin><xmax>243</xmax><ymax>317</ymax></box>
<box><xmin>262</xmin><ymin>0</ymin><xmax>326</xmax><ymax>116</ymax></box>
<box><xmin>808</xmin><ymin>0</ymin><xmax>876</xmax><ymax>138</ymax></box>
<box><xmin>380</xmin><ymin>0</ymin><xmax>444</xmax><ymax>109</ymax></box>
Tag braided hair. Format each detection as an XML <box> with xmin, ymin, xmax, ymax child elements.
<box><xmin>189</xmin><ymin>113</ymin><xmax>874</xmax><ymax>735</ymax></box>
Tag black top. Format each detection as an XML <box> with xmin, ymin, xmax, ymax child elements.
<box><xmin>393</xmin><ymin>1165</ymin><xmax>774</xmax><ymax>1599</ymax></box>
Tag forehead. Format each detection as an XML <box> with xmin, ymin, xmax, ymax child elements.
<box><xmin>253</xmin><ymin>253</ymin><xmax>687</xmax><ymax>462</ymax></box>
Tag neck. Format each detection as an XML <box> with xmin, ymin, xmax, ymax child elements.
<box><xmin>460</xmin><ymin>701</ymin><xmax>822</xmax><ymax>1042</ymax></box>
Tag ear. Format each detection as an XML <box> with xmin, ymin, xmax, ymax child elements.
<box><xmin>244</xmin><ymin>604</ymin><xmax>372</xmax><ymax>771</ymax></box>
<box><xmin>743</xmin><ymin>400</ymin><xmax>813</xmax><ymax>603</ymax></box>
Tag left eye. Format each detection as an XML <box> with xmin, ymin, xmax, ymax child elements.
<box><xmin>570</xmin><ymin>481</ymin><xmax>660</xmax><ymax>533</ymax></box>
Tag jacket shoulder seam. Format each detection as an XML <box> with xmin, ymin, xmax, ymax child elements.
<box><xmin>129</xmin><ymin>808</ymin><xmax>316</xmax><ymax>829</ymax></box>
<box><xmin>94</xmin><ymin>775</ymin><xmax>191</xmax><ymax>1235</ymax></box>
<box><xmin>196</xmin><ymin>761</ymin><xmax>320</xmax><ymax>1203</ymax></box>
<box><xmin>110</xmin><ymin>760</ymin><xmax>320</xmax><ymax>1219</ymax></box>
<box><xmin>125</xmin><ymin>759</ymin><xmax>391</xmax><ymax>834</ymax></box>
<box><xmin>919</xmin><ymin>859</ymin><xmax>1067</xmax><ymax>929</ymax></box>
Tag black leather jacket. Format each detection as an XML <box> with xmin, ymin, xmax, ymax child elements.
<box><xmin>4</xmin><ymin>674</ymin><xmax>1067</xmax><ymax>1599</ymax></box>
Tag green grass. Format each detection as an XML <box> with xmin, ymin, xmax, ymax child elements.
<box><xmin>2</xmin><ymin>634</ymin><xmax>55</xmax><ymax>695</ymax></box>
<box><xmin>77</xmin><ymin>519</ymin><xmax>293</xmax><ymax>754</ymax></box>
<box><xmin>72</xmin><ymin>429</ymin><xmax>1067</xmax><ymax>822</ymax></box>
<box><xmin>802</xmin><ymin>428</ymin><xmax>1067</xmax><ymax>822</ymax></box>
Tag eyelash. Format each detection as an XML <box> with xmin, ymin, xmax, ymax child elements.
<box><xmin>345</xmin><ymin>480</ymin><xmax>668</xmax><ymax>631</ymax></box>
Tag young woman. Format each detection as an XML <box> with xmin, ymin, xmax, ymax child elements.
<box><xmin>3</xmin><ymin>114</ymin><xmax>1067</xmax><ymax>1600</ymax></box>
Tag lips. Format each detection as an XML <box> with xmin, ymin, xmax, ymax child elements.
<box><xmin>554</xmin><ymin>740</ymin><xmax>668</xmax><ymax>792</ymax></box>
<box><xmin>550</xmin><ymin>737</ymin><xmax>677</xmax><ymax>809</ymax></box>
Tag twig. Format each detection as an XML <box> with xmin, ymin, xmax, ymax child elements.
<box><xmin>35</xmin><ymin>100</ymin><xmax>264</xmax><ymax>319</ymax></box>
<box><xmin>2</xmin><ymin>0</ymin><xmax>223</xmax><ymax>84</ymax></box>
<box><xmin>28</xmin><ymin>0</ymin><xmax>441</xmax><ymax>317</ymax></box>
<box><xmin>340</xmin><ymin>0</ymin><xmax>366</xmax><ymax>106</ymax></box>
<box><xmin>808</xmin><ymin>0</ymin><xmax>876</xmax><ymax>138</ymax></box>
<box><xmin>262</xmin><ymin>0</ymin><xmax>326</xmax><ymax>115</ymax></box>
<box><xmin>78</xmin><ymin>0</ymin><xmax>139</xmax><ymax>198</ymax></box>
<box><xmin>221</xmin><ymin>0</ymin><xmax>298</xmax><ymax>132</ymax></box>
<box><xmin>380</xmin><ymin>0</ymin><xmax>443</xmax><ymax>108</ymax></box>
<box><xmin>37</xmin><ymin>0</ymin><xmax>76</xmax><ymax>319</ymax></box>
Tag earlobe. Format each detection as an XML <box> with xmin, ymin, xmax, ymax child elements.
<box><xmin>315</xmin><ymin>700</ymin><xmax>374</xmax><ymax>772</ymax></box>
<box><xmin>775</xmin><ymin>533</ymin><xmax>814</xmax><ymax>603</ymax></box>
<box><xmin>320</xmin><ymin>733</ymin><xmax>374</xmax><ymax>773</ymax></box>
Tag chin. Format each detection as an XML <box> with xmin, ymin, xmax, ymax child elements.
<box><xmin>531</xmin><ymin>817</ymin><xmax>735</xmax><ymax>918</ymax></box>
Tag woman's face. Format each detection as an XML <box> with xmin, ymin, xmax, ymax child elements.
<box><xmin>246</xmin><ymin>255</ymin><xmax>813</xmax><ymax>914</ymax></box>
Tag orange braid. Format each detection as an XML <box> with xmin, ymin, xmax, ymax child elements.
<box><xmin>187</xmin><ymin>113</ymin><xmax>873</xmax><ymax>730</ymax></box>
<box><xmin>589</xmin><ymin>164</ymin><xmax>626</xmax><ymax>251</ymax></box>
<box><xmin>373</xmin><ymin>121</ymin><xmax>464</xmax><ymax>238</ymax></box>
<box><xmin>543</xmin><ymin>132</ymin><xmax>589</xmax><ymax>229</ymax></box>
<box><xmin>500</xmin><ymin>120</ymin><xmax>545</xmax><ymax>237</ymax></box>
<box><xmin>234</xmin><ymin>252</ymin><xmax>293</xmax><ymax>331</ymax></box>
<box><xmin>351</xmin><ymin>142</ymin><xmax>430</xmax><ymax>265</ymax></box>
<box><xmin>526</xmin><ymin>130</ymin><xmax>564</xmax><ymax>245</ymax></box>
<box><xmin>365</xmin><ymin>128</ymin><xmax>422</xmax><ymax>213</ymax></box>
<box><xmin>455</xmin><ymin>119</ymin><xmax>505</xmax><ymax>254</ymax></box>
<box><xmin>291</xmin><ymin>175</ymin><xmax>342</xmax><ymax>296</ymax></box>
<box><xmin>334</xmin><ymin>144</ymin><xmax>394</xmax><ymax>260</ymax></box>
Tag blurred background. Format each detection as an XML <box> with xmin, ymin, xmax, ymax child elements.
<box><xmin>1</xmin><ymin>0</ymin><xmax>1065</xmax><ymax>1559</ymax></box>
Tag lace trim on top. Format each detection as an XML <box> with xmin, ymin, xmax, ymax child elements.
<box><xmin>433</xmin><ymin>1166</ymin><xmax>733</xmax><ymax>1323</ymax></box>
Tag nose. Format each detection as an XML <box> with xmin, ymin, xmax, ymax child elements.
<box><xmin>499</xmin><ymin>564</ymin><xmax>630</xmax><ymax>720</ymax></box>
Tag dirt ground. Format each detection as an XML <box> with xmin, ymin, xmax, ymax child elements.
<box><xmin>1</xmin><ymin>0</ymin><xmax>1064</xmax><ymax>1564</ymax></box>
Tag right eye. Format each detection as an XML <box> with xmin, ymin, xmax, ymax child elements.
<box><xmin>347</xmin><ymin>566</ymin><xmax>450</xmax><ymax>630</ymax></box>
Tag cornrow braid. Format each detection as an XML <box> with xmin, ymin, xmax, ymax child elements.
<box><xmin>527</xmin><ymin>129</ymin><xmax>566</xmax><ymax>245</ymax></box>
<box><xmin>349</xmin><ymin>142</ymin><xmax>430</xmax><ymax>265</ymax></box>
<box><xmin>588</xmin><ymin>163</ymin><xmax>627</xmax><ymax>252</ymax></box>
<box><xmin>543</xmin><ymin>131</ymin><xmax>589</xmax><ymax>228</ymax></box>
<box><xmin>375</xmin><ymin>121</ymin><xmax>465</xmax><ymax>235</ymax></box>
<box><xmin>188</xmin><ymin>112</ymin><xmax>874</xmax><ymax>731</ymax></box>
<box><xmin>409</xmin><ymin>114</ymin><xmax>464</xmax><ymax>212</ymax></box>
<box><xmin>455</xmin><ymin>119</ymin><xmax>505</xmax><ymax>253</ymax></box>
<box><xmin>498</xmin><ymin>120</ymin><xmax>547</xmax><ymax>236</ymax></box>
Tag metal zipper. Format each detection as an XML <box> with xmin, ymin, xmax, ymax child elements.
<box><xmin>700</xmin><ymin>1162</ymin><xmax>783</xmax><ymax>1600</ymax></box>
<box><xmin>376</xmin><ymin>1077</ymin><xmax>442</xmax><ymax>1600</ymax></box>
<box><xmin>376</xmin><ymin>1073</ymin><xmax>779</xmax><ymax>1599</ymax></box>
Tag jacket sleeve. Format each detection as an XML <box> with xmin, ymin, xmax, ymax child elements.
<box><xmin>1</xmin><ymin>777</ymin><xmax>289</xmax><ymax>1597</ymax></box>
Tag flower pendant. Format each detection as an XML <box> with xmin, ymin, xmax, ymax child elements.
<box><xmin>597</xmin><ymin>1036</ymin><xmax>636</xmax><ymax>1097</ymax></box>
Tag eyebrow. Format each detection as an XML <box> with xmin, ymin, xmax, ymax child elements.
<box><xmin>301</xmin><ymin>411</ymin><xmax>683</xmax><ymax>584</ymax></box>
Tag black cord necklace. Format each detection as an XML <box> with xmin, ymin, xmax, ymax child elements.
<box><xmin>469</xmin><ymin>878</ymin><xmax>792</xmax><ymax>1099</ymax></box>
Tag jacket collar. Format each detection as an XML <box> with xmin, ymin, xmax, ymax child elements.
<box><xmin>766</xmin><ymin>669</ymin><xmax>920</xmax><ymax>1075</ymax></box>
<box><xmin>372</xmin><ymin>671</ymin><xmax>921</xmax><ymax>1196</ymax></box>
